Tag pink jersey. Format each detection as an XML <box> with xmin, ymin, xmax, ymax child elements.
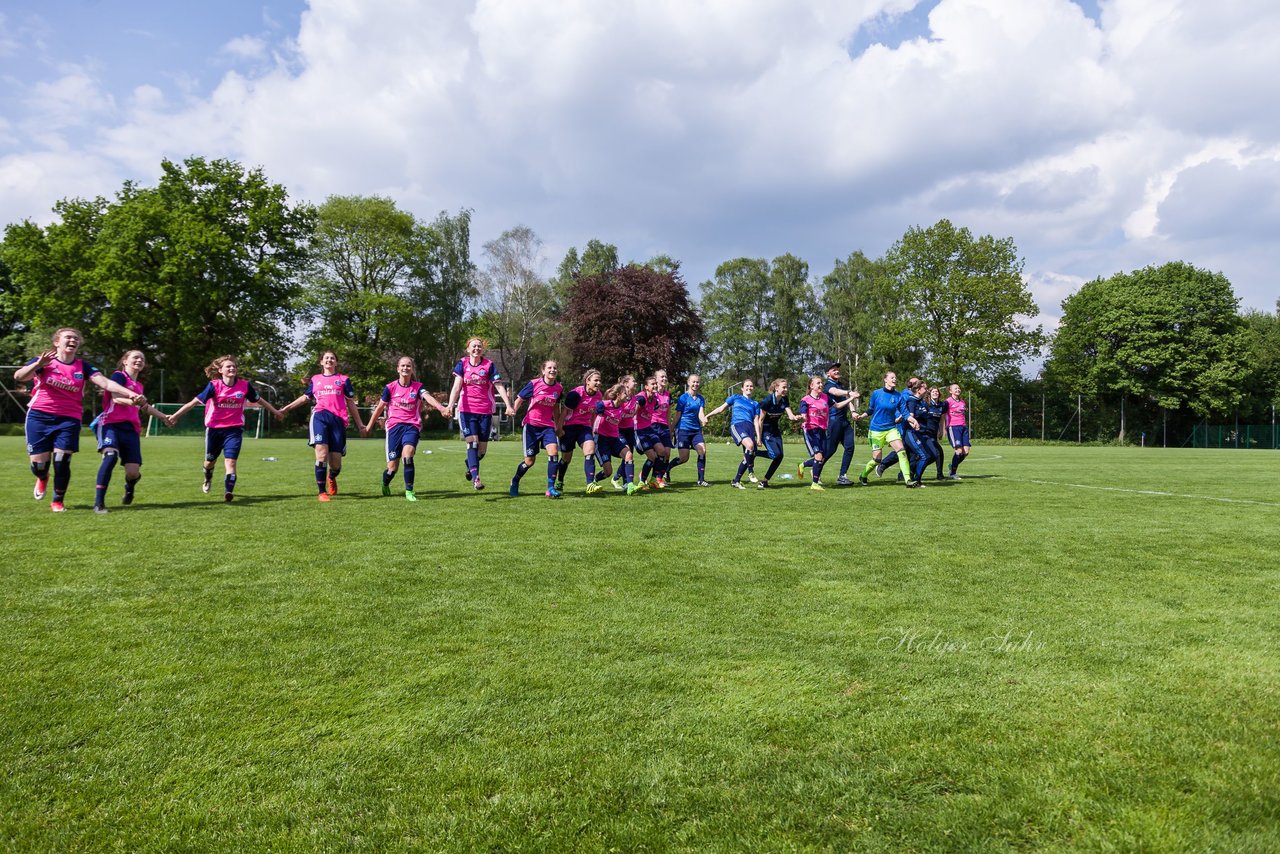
<box><xmin>801</xmin><ymin>393</ymin><xmax>829</xmax><ymax>431</ymax></box>
<box><xmin>944</xmin><ymin>397</ymin><xmax>968</xmax><ymax>427</ymax></box>
<box><xmin>596</xmin><ymin>399</ymin><xmax>625</xmax><ymax>438</ymax></box>
<box><xmin>382</xmin><ymin>380</ymin><xmax>426</xmax><ymax>430</ymax></box>
<box><xmin>306</xmin><ymin>373</ymin><xmax>355</xmax><ymax>423</ymax></box>
<box><xmin>634</xmin><ymin>393</ymin><xmax>655</xmax><ymax>430</ymax></box>
<box><xmin>564</xmin><ymin>386</ymin><xmax>601</xmax><ymax>428</ymax></box>
<box><xmin>202</xmin><ymin>379</ymin><xmax>257</xmax><ymax>428</ymax></box>
<box><xmin>618</xmin><ymin>396</ymin><xmax>638</xmax><ymax>429</ymax></box>
<box><xmin>651</xmin><ymin>389</ymin><xmax>672</xmax><ymax>426</ymax></box>
<box><xmin>521</xmin><ymin>377</ymin><xmax>562</xmax><ymax>428</ymax></box>
<box><xmin>453</xmin><ymin>357</ymin><xmax>500</xmax><ymax>415</ymax></box>
<box><xmin>28</xmin><ymin>357</ymin><xmax>98</xmax><ymax>418</ymax></box>
<box><xmin>100</xmin><ymin>371</ymin><xmax>143</xmax><ymax>431</ymax></box>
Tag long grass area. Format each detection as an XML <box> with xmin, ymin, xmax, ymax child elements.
<box><xmin>3</xmin><ymin>435</ymin><xmax>1278</xmax><ymax>851</ymax></box>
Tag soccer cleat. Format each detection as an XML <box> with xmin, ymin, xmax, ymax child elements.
<box><xmin>697</xmin><ymin>480</ymin><xmax>711</xmax><ymax>487</ymax></box>
<box><xmin>796</xmin><ymin>463</ymin><xmax>806</xmax><ymax>482</ymax></box>
<box><xmin>404</xmin><ymin>490</ymin><xmax>417</xmax><ymax>502</ymax></box>
<box><xmin>34</xmin><ymin>479</ymin><xmax>47</xmax><ymax>500</ymax></box>
<box><xmin>509</xmin><ymin>479</ymin><xmax>519</xmax><ymax>497</ymax></box>
<box><xmin>225</xmin><ymin>491</ymin><xmax>234</xmax><ymax>502</ymax></box>
<box><xmin>731</xmin><ymin>480</ymin><xmax>746</xmax><ymax>490</ymax></box>
<box><xmin>464</xmin><ymin>468</ymin><xmax>473</xmax><ymax>482</ymax></box>
<box><xmin>936</xmin><ymin>474</ymin><xmax>946</xmax><ymax>481</ymax></box>
<box><xmin>50</xmin><ymin>500</ymin><xmax>66</xmax><ymax>512</ymax></box>
<box><xmin>747</xmin><ymin>471</ymin><xmax>758</xmax><ymax>484</ymax></box>
<box><xmin>555</xmin><ymin>480</ymin><xmax>565</xmax><ymax>493</ymax></box>
<box><xmin>611</xmin><ymin>477</ymin><xmax>624</xmax><ymax>491</ymax></box>
<box><xmin>810</xmin><ymin>482</ymin><xmax>825</xmax><ymax>491</ymax></box>
<box><xmin>93</xmin><ymin>504</ymin><xmax>108</xmax><ymax>515</ymax></box>
<box><xmin>585</xmin><ymin>481</ymin><xmax>604</xmax><ymax>495</ymax></box>
<box><xmin>202</xmin><ymin>479</ymin><xmax>212</xmax><ymax>494</ymax></box>
<box><xmin>655</xmin><ymin>477</ymin><xmax>667</xmax><ymax>489</ymax></box>
<box><xmin>122</xmin><ymin>490</ymin><xmax>134</xmax><ymax>506</ymax></box>
<box><xmin>381</xmin><ymin>479</ymin><xmax>391</xmax><ymax>496</ymax></box>
<box><xmin>646</xmin><ymin>475</ymin><xmax>657</xmax><ymax>488</ymax></box>
<box><xmin>948</xmin><ymin>474</ymin><xmax>961</xmax><ymax>481</ymax></box>
<box><xmin>906</xmin><ymin>480</ymin><xmax>923</xmax><ymax>489</ymax></box>
<box><xmin>545</xmin><ymin>486</ymin><xmax>562</xmax><ymax>499</ymax></box>
<box><xmin>836</xmin><ymin>475</ymin><xmax>853</xmax><ymax>486</ymax></box>
<box><xmin>473</xmin><ymin>477</ymin><xmax>485</xmax><ymax>491</ymax></box>
<box><xmin>327</xmin><ymin>477</ymin><xmax>338</xmax><ymax>496</ymax></box>
<box><xmin>757</xmin><ymin>480</ymin><xmax>768</xmax><ymax>489</ymax></box>
<box><xmin>317</xmin><ymin>492</ymin><xmax>331</xmax><ymax>502</ymax></box>
<box><xmin>624</xmin><ymin>482</ymin><xmax>639</xmax><ymax>495</ymax></box>
<box><xmin>874</xmin><ymin>463</ymin><xmax>884</xmax><ymax>478</ymax></box>
<box><xmin>858</xmin><ymin>474</ymin><xmax>869</xmax><ymax>486</ymax></box>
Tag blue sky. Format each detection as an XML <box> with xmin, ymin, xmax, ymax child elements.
<box><xmin>3</xmin><ymin>0</ymin><xmax>1278</xmax><ymax>342</ymax></box>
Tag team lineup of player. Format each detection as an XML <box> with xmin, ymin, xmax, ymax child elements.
<box><xmin>17</xmin><ymin>329</ymin><xmax>972</xmax><ymax>512</ymax></box>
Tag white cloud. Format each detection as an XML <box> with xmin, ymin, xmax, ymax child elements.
<box><xmin>2</xmin><ymin>0</ymin><xmax>1280</xmax><ymax>324</ymax></box>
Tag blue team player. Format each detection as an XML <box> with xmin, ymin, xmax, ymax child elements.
<box><xmin>706</xmin><ymin>379</ymin><xmax>763</xmax><ymax>490</ymax></box>
<box><xmin>756</xmin><ymin>378</ymin><xmax>802</xmax><ymax>488</ymax></box>
<box><xmin>858</xmin><ymin>371</ymin><xmax>915</xmax><ymax>487</ymax></box>
<box><xmin>667</xmin><ymin>374</ymin><xmax>710</xmax><ymax>486</ymax></box>
<box><xmin>922</xmin><ymin>386</ymin><xmax>947</xmax><ymax>480</ymax></box>
<box><xmin>822</xmin><ymin>362</ymin><xmax>862</xmax><ymax>484</ymax></box>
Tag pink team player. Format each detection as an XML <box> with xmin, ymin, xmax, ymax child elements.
<box><xmin>92</xmin><ymin>349</ymin><xmax>168</xmax><ymax>513</ymax></box>
<box><xmin>15</xmin><ymin>327</ymin><xmax>147</xmax><ymax>512</ymax></box>
<box><xmin>168</xmin><ymin>354</ymin><xmax>283</xmax><ymax>502</ymax></box>
<box><xmin>445</xmin><ymin>337</ymin><xmax>514</xmax><ymax>491</ymax></box>
<box><xmin>363</xmin><ymin>356</ymin><xmax>450</xmax><ymax>501</ymax></box>
<box><xmin>796</xmin><ymin>375</ymin><xmax>831</xmax><ymax>491</ymax></box>
<box><xmin>942</xmin><ymin>383</ymin><xmax>971</xmax><ymax>480</ymax></box>
<box><xmin>592</xmin><ymin>375</ymin><xmax>639</xmax><ymax>495</ymax></box>
<box><xmin>279</xmin><ymin>351</ymin><xmax>366</xmax><ymax>502</ymax></box>
<box><xmin>508</xmin><ymin>360</ymin><xmax>565</xmax><ymax>498</ymax></box>
<box><xmin>556</xmin><ymin>368</ymin><xmax>604</xmax><ymax>493</ymax></box>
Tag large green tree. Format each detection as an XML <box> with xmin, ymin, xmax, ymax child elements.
<box><xmin>883</xmin><ymin>219</ymin><xmax>1043</xmax><ymax>384</ymax></box>
<box><xmin>475</xmin><ymin>225</ymin><xmax>554</xmax><ymax>390</ymax></box>
<box><xmin>1240</xmin><ymin>300</ymin><xmax>1280</xmax><ymax>418</ymax></box>
<box><xmin>1044</xmin><ymin>261</ymin><xmax>1251</xmax><ymax>425</ymax></box>
<box><xmin>0</xmin><ymin>157</ymin><xmax>314</xmax><ymax>399</ymax></box>
<box><xmin>300</xmin><ymin>196</ymin><xmax>474</xmax><ymax>397</ymax></box>
<box><xmin>700</xmin><ymin>258</ymin><xmax>770</xmax><ymax>379</ymax></box>
<box><xmin>817</xmin><ymin>250</ymin><xmax>919</xmax><ymax>389</ymax></box>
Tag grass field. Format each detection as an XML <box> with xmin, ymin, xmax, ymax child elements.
<box><xmin>2</xmin><ymin>435</ymin><xmax>1278</xmax><ymax>851</ymax></box>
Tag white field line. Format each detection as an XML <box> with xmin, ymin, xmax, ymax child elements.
<box><xmin>1003</xmin><ymin>477</ymin><xmax>1280</xmax><ymax>508</ymax></box>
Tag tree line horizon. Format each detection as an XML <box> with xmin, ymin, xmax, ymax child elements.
<box><xmin>2</xmin><ymin>156</ymin><xmax>1276</xmax><ymax>441</ymax></box>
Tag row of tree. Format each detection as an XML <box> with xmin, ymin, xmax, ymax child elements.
<box><xmin>2</xmin><ymin>156</ymin><xmax>1276</xmax><ymax>431</ymax></box>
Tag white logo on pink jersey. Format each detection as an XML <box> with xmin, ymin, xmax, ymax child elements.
<box><xmin>651</xmin><ymin>389</ymin><xmax>672</xmax><ymax>426</ymax></box>
<box><xmin>944</xmin><ymin>397</ymin><xmax>967</xmax><ymax>427</ymax></box>
<box><xmin>204</xmin><ymin>379</ymin><xmax>253</xmax><ymax>428</ymax></box>
<box><xmin>596</xmin><ymin>400</ymin><xmax>624</xmax><ymax>438</ymax></box>
<box><xmin>455</xmin><ymin>357</ymin><xmax>499</xmax><ymax>415</ymax></box>
<box><xmin>523</xmin><ymin>378</ymin><xmax>562</xmax><ymax>428</ymax></box>
<box><xmin>29</xmin><ymin>358</ymin><xmax>94</xmax><ymax>418</ymax></box>
<box><xmin>564</xmin><ymin>386</ymin><xmax>601</xmax><ymax>428</ymax></box>
<box><xmin>618</xmin><ymin>396</ymin><xmax>638</xmax><ymax>429</ymax></box>
<box><xmin>101</xmin><ymin>372</ymin><xmax>143</xmax><ymax>430</ymax></box>
<box><xmin>308</xmin><ymin>373</ymin><xmax>353</xmax><ymax>423</ymax></box>
<box><xmin>802</xmin><ymin>394</ymin><xmax>829</xmax><ymax>431</ymax></box>
<box><xmin>385</xmin><ymin>380</ymin><xmax>424</xmax><ymax>429</ymax></box>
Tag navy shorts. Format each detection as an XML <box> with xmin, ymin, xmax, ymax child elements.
<box><xmin>676</xmin><ymin>429</ymin><xmax>704</xmax><ymax>450</ymax></box>
<box><xmin>205</xmin><ymin>426</ymin><xmax>244</xmax><ymax>461</ymax></box>
<box><xmin>597</xmin><ymin>434</ymin><xmax>631</xmax><ymax>460</ymax></box>
<box><xmin>759</xmin><ymin>431</ymin><xmax>784</xmax><ymax>460</ymax></box>
<box><xmin>730</xmin><ymin>421</ymin><xmax>757</xmax><ymax>447</ymax></box>
<box><xmin>25</xmin><ymin>409</ymin><xmax>81</xmax><ymax>455</ymax></box>
<box><xmin>562</xmin><ymin>424</ymin><xmax>595</xmax><ymax>449</ymax></box>
<box><xmin>308</xmin><ymin>410</ymin><xmax>348</xmax><ymax>454</ymax></box>
<box><xmin>97</xmin><ymin>421</ymin><xmax>142</xmax><ymax>465</ymax></box>
<box><xmin>459</xmin><ymin>412</ymin><xmax>493</xmax><ymax>441</ymax></box>
<box><xmin>637</xmin><ymin>425</ymin><xmax>665</xmax><ymax>452</ymax></box>
<box><xmin>947</xmin><ymin>425</ymin><xmax>971</xmax><ymax>448</ymax></box>
<box><xmin>825</xmin><ymin>417</ymin><xmax>855</xmax><ymax>457</ymax></box>
<box><xmin>804</xmin><ymin>428</ymin><xmax>826</xmax><ymax>458</ymax></box>
<box><xmin>386</xmin><ymin>424</ymin><xmax>420</xmax><ymax>460</ymax></box>
<box><xmin>522</xmin><ymin>424</ymin><xmax>559</xmax><ymax>456</ymax></box>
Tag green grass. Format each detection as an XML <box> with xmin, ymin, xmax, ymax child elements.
<box><xmin>2</xmin><ymin>436</ymin><xmax>1278</xmax><ymax>851</ymax></box>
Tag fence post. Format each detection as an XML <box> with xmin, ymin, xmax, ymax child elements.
<box><xmin>1077</xmin><ymin>394</ymin><xmax>1082</xmax><ymax>444</ymax></box>
<box><xmin>1008</xmin><ymin>393</ymin><xmax>1013</xmax><ymax>440</ymax></box>
<box><xmin>1041</xmin><ymin>394</ymin><xmax>1045</xmax><ymax>442</ymax></box>
<box><xmin>1162</xmin><ymin>408</ymin><xmax>1166</xmax><ymax>448</ymax></box>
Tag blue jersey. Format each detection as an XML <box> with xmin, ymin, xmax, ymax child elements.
<box><xmin>901</xmin><ymin>393</ymin><xmax>929</xmax><ymax>433</ymax></box>
<box><xmin>675</xmin><ymin>393</ymin><xmax>705</xmax><ymax>432</ymax></box>
<box><xmin>759</xmin><ymin>393</ymin><xmax>790</xmax><ymax>434</ymax></box>
<box><xmin>921</xmin><ymin>399</ymin><xmax>943</xmax><ymax>433</ymax></box>
<box><xmin>725</xmin><ymin>394</ymin><xmax>760</xmax><ymax>426</ymax></box>
<box><xmin>866</xmin><ymin>387</ymin><xmax>902</xmax><ymax>431</ymax></box>
<box><xmin>823</xmin><ymin>378</ymin><xmax>851</xmax><ymax>420</ymax></box>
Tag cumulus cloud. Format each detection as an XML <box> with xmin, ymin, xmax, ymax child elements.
<box><xmin>2</xmin><ymin>0</ymin><xmax>1280</xmax><ymax>322</ymax></box>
